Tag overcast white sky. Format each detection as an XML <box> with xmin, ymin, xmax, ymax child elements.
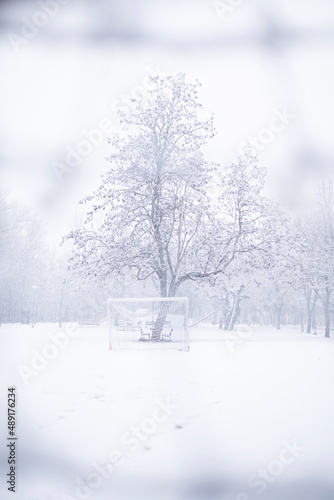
<box><xmin>1</xmin><ymin>0</ymin><xmax>334</xmax><ymax>244</ymax></box>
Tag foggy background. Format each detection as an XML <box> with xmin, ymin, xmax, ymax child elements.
<box><xmin>1</xmin><ymin>2</ymin><xmax>334</xmax><ymax>500</ymax></box>
<box><xmin>1</xmin><ymin>0</ymin><xmax>334</xmax><ymax>245</ymax></box>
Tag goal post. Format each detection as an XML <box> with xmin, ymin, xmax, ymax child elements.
<box><xmin>107</xmin><ymin>297</ymin><xmax>189</xmax><ymax>351</ymax></box>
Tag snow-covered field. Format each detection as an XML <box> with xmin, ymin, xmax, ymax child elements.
<box><xmin>1</xmin><ymin>323</ymin><xmax>334</xmax><ymax>500</ymax></box>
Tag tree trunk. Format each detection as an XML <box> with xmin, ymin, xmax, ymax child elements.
<box><xmin>224</xmin><ymin>288</ymin><xmax>242</xmax><ymax>331</ymax></box>
<box><xmin>224</xmin><ymin>293</ymin><xmax>233</xmax><ymax>330</ymax></box>
<box><xmin>0</xmin><ymin>302</ymin><xmax>4</xmax><ymax>328</ymax></box>
<box><xmin>276</xmin><ymin>303</ymin><xmax>283</xmax><ymax>330</ymax></box>
<box><xmin>59</xmin><ymin>291</ymin><xmax>63</xmax><ymax>328</ymax></box>
<box><xmin>151</xmin><ymin>301</ymin><xmax>171</xmax><ymax>342</ymax></box>
<box><xmin>152</xmin><ymin>280</ymin><xmax>176</xmax><ymax>341</ymax></box>
<box><xmin>230</xmin><ymin>296</ymin><xmax>241</xmax><ymax>330</ymax></box>
<box><xmin>306</xmin><ymin>290</ymin><xmax>317</xmax><ymax>334</ymax></box>
<box><xmin>306</xmin><ymin>293</ymin><xmax>312</xmax><ymax>333</ymax></box>
<box><xmin>159</xmin><ymin>273</ymin><xmax>168</xmax><ymax>298</ymax></box>
<box><xmin>312</xmin><ymin>301</ymin><xmax>317</xmax><ymax>335</ymax></box>
<box><xmin>324</xmin><ymin>288</ymin><xmax>331</xmax><ymax>338</ymax></box>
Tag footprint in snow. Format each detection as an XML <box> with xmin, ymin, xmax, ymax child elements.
<box><xmin>91</xmin><ymin>394</ymin><xmax>104</xmax><ymax>400</ymax></box>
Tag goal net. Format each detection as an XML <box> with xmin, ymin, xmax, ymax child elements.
<box><xmin>108</xmin><ymin>297</ymin><xmax>189</xmax><ymax>351</ymax></box>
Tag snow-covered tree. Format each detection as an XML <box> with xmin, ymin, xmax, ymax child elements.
<box><xmin>296</xmin><ymin>181</ymin><xmax>334</xmax><ymax>337</ymax></box>
<box><xmin>67</xmin><ymin>76</ymin><xmax>280</xmax><ymax>339</ymax></box>
<box><xmin>206</xmin><ymin>148</ymin><xmax>279</xmax><ymax>329</ymax></box>
<box><xmin>0</xmin><ymin>195</ymin><xmax>48</xmax><ymax>324</ymax></box>
<box><xmin>68</xmin><ymin>75</ymin><xmax>226</xmax><ymax>297</ymax></box>
<box><xmin>255</xmin><ymin>211</ymin><xmax>299</xmax><ymax>330</ymax></box>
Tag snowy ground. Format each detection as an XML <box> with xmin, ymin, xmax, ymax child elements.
<box><xmin>1</xmin><ymin>323</ymin><xmax>334</xmax><ymax>500</ymax></box>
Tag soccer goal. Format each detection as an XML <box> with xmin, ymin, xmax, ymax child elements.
<box><xmin>107</xmin><ymin>297</ymin><xmax>189</xmax><ymax>351</ymax></box>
